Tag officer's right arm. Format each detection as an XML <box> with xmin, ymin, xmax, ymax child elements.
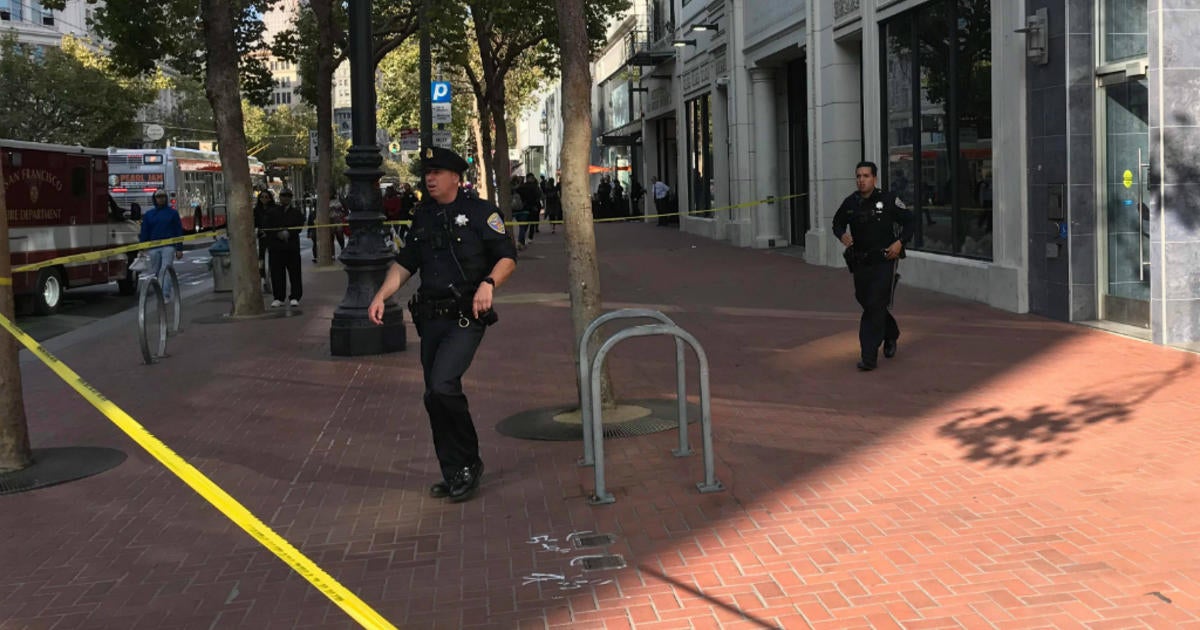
<box><xmin>369</xmin><ymin>262</ymin><xmax>412</xmax><ymax>325</ymax></box>
<box><xmin>832</xmin><ymin>197</ymin><xmax>853</xmax><ymax>246</ymax></box>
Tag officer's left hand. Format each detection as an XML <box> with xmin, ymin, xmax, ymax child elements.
<box><xmin>473</xmin><ymin>283</ymin><xmax>493</xmax><ymax>318</ymax></box>
<box><xmin>884</xmin><ymin>240</ymin><xmax>903</xmax><ymax>260</ymax></box>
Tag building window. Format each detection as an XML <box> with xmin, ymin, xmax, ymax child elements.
<box><xmin>686</xmin><ymin>94</ymin><xmax>713</xmax><ymax>217</ymax></box>
<box><xmin>881</xmin><ymin>0</ymin><xmax>993</xmax><ymax>260</ymax></box>
<box><xmin>1</xmin><ymin>0</ymin><xmax>23</xmax><ymax>21</ymax></box>
<box><xmin>1102</xmin><ymin>0</ymin><xmax>1147</xmax><ymax>64</ymax></box>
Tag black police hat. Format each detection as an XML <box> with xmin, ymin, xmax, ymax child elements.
<box><xmin>420</xmin><ymin>146</ymin><xmax>469</xmax><ymax>175</ymax></box>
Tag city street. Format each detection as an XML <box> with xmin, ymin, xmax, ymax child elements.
<box><xmin>1</xmin><ymin>223</ymin><xmax>1198</xmax><ymax>629</ymax></box>
<box><xmin>15</xmin><ymin>248</ymin><xmax>217</xmax><ymax>343</ymax></box>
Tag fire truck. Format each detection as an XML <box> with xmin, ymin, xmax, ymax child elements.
<box><xmin>2</xmin><ymin>139</ymin><xmax>141</xmax><ymax>315</ymax></box>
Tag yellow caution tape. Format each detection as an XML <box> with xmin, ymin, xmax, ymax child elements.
<box><xmin>11</xmin><ymin>193</ymin><xmax>802</xmax><ymax>272</ymax></box>
<box><xmin>0</xmin><ymin>314</ymin><xmax>397</xmax><ymax>630</ymax></box>
<box><xmin>12</xmin><ymin>230</ymin><xmax>229</xmax><ymax>275</ymax></box>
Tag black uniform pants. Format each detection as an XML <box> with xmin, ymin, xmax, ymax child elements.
<box><xmin>418</xmin><ymin>317</ymin><xmax>486</xmax><ymax>481</ymax></box>
<box><xmin>853</xmin><ymin>259</ymin><xmax>899</xmax><ymax>362</ymax></box>
<box><xmin>268</xmin><ymin>247</ymin><xmax>302</xmax><ymax>301</ymax></box>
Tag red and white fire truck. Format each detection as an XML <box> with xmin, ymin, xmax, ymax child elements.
<box><xmin>2</xmin><ymin>139</ymin><xmax>141</xmax><ymax>315</ymax></box>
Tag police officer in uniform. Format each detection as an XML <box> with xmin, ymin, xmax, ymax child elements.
<box><xmin>832</xmin><ymin>161</ymin><xmax>914</xmax><ymax>371</ymax></box>
<box><xmin>369</xmin><ymin>147</ymin><xmax>517</xmax><ymax>502</ymax></box>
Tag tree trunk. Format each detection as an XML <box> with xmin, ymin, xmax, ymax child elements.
<box><xmin>489</xmin><ymin>83</ymin><xmax>514</xmax><ymax>228</ymax></box>
<box><xmin>0</xmin><ymin>157</ymin><xmax>31</xmax><ymax>473</ymax></box>
<box><xmin>201</xmin><ymin>0</ymin><xmax>262</xmax><ymax>317</ymax></box>
<box><xmin>313</xmin><ymin>0</ymin><xmax>335</xmax><ymax>266</ymax></box>
<box><xmin>471</xmin><ymin>101</ymin><xmax>490</xmax><ymax>201</ymax></box>
<box><xmin>476</xmin><ymin>97</ymin><xmax>497</xmax><ymax>207</ymax></box>
<box><xmin>555</xmin><ymin>0</ymin><xmax>614</xmax><ymax>407</ymax></box>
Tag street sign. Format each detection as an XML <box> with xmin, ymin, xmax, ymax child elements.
<box><xmin>432</xmin><ymin>129</ymin><xmax>452</xmax><ymax>149</ymax></box>
<box><xmin>144</xmin><ymin>124</ymin><xmax>165</xmax><ymax>141</ymax></box>
<box><xmin>400</xmin><ymin>128</ymin><xmax>419</xmax><ymax>151</ymax></box>
<box><xmin>431</xmin><ymin>81</ymin><xmax>452</xmax><ymax>103</ymax></box>
<box><xmin>309</xmin><ymin>130</ymin><xmax>318</xmax><ymax>162</ymax></box>
<box><xmin>432</xmin><ymin>102</ymin><xmax>452</xmax><ymax>125</ymax></box>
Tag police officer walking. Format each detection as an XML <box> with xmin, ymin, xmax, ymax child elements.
<box><xmin>368</xmin><ymin>147</ymin><xmax>517</xmax><ymax>502</ymax></box>
<box><xmin>832</xmin><ymin>161</ymin><xmax>914</xmax><ymax>371</ymax></box>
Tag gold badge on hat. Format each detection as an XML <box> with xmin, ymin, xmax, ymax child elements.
<box><xmin>424</xmin><ymin>148</ymin><xmax>433</xmax><ymax>158</ymax></box>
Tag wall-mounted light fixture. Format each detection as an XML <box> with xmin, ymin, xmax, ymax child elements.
<box><xmin>672</xmin><ymin>39</ymin><xmax>697</xmax><ymax>48</ymax></box>
<box><xmin>689</xmin><ymin>23</ymin><xmax>718</xmax><ymax>33</ymax></box>
<box><xmin>1014</xmin><ymin>8</ymin><xmax>1048</xmax><ymax>66</ymax></box>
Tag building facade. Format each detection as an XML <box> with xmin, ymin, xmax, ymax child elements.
<box><xmin>534</xmin><ymin>0</ymin><xmax>1195</xmax><ymax>350</ymax></box>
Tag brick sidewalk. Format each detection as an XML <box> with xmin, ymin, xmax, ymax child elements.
<box><xmin>2</xmin><ymin>223</ymin><xmax>1198</xmax><ymax>629</ymax></box>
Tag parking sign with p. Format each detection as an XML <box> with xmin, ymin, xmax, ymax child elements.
<box><xmin>431</xmin><ymin>81</ymin><xmax>451</xmax><ymax>103</ymax></box>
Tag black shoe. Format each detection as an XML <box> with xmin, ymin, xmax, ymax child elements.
<box><xmin>448</xmin><ymin>462</ymin><xmax>483</xmax><ymax>502</ymax></box>
<box><xmin>429</xmin><ymin>481</ymin><xmax>450</xmax><ymax>498</ymax></box>
<box><xmin>883</xmin><ymin>340</ymin><xmax>897</xmax><ymax>358</ymax></box>
<box><xmin>857</xmin><ymin>360</ymin><xmax>877</xmax><ymax>371</ymax></box>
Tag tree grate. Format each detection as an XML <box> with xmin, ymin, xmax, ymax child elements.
<box><xmin>577</xmin><ymin>554</ymin><xmax>626</xmax><ymax>572</ymax></box>
<box><xmin>0</xmin><ymin>447</ymin><xmax>126</xmax><ymax>496</ymax></box>
<box><xmin>571</xmin><ymin>533</ymin><xmax>617</xmax><ymax>549</ymax></box>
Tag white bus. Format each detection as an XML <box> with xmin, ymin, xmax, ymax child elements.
<box><xmin>107</xmin><ymin>147</ymin><xmax>266</xmax><ymax>231</ymax></box>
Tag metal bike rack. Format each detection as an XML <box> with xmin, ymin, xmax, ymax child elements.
<box><xmin>138</xmin><ymin>276</ymin><xmax>168</xmax><ymax>365</ymax></box>
<box><xmin>588</xmin><ymin>323</ymin><xmax>723</xmax><ymax>505</ymax></box>
<box><xmin>160</xmin><ymin>265</ymin><xmax>182</xmax><ymax>335</ymax></box>
<box><xmin>578</xmin><ymin>309</ymin><xmax>690</xmax><ymax>467</ymax></box>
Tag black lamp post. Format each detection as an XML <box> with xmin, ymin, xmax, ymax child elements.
<box><xmin>330</xmin><ymin>0</ymin><xmax>405</xmax><ymax>356</ymax></box>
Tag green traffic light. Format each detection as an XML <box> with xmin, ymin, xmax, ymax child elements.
<box><xmin>467</xmin><ymin>157</ymin><xmax>475</xmax><ymax>164</ymax></box>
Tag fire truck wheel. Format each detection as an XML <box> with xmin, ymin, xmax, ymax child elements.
<box><xmin>117</xmin><ymin>255</ymin><xmax>137</xmax><ymax>295</ymax></box>
<box><xmin>34</xmin><ymin>268</ymin><xmax>64</xmax><ymax>316</ymax></box>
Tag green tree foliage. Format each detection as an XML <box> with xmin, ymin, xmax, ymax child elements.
<box><xmin>43</xmin><ymin>0</ymin><xmax>276</xmax><ymax>106</ymax></box>
<box><xmin>271</xmin><ymin>2</ymin><xmax>419</xmax><ymax>108</ymax></box>
<box><xmin>244</xmin><ymin>103</ymin><xmax>316</xmax><ymax>162</ymax></box>
<box><xmin>0</xmin><ymin>35</ymin><xmax>155</xmax><ymax>146</ymax></box>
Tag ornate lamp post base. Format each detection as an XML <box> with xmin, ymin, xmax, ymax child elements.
<box><xmin>328</xmin><ymin>1</ymin><xmax>406</xmax><ymax>357</ymax></box>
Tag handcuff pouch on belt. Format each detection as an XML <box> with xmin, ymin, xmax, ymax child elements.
<box><xmin>843</xmin><ymin>248</ymin><xmax>890</xmax><ymax>273</ymax></box>
<box><xmin>407</xmin><ymin>293</ymin><xmax>499</xmax><ymax>328</ymax></box>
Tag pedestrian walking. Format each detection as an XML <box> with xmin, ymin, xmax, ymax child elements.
<box><xmin>832</xmin><ymin>161</ymin><xmax>914</xmax><ymax>371</ymax></box>
<box><xmin>517</xmin><ymin>173</ymin><xmax>544</xmax><ymax>243</ymax></box>
<box><xmin>368</xmin><ymin>147</ymin><xmax>517</xmax><ymax>503</ymax></box>
<box><xmin>265</xmin><ymin>189</ymin><xmax>305</xmax><ymax>307</ymax></box>
<box><xmin>254</xmin><ymin>189</ymin><xmax>275</xmax><ymax>287</ymax></box>
<box><xmin>652</xmin><ymin>175</ymin><xmax>670</xmax><ymax>225</ymax></box>
<box><xmin>138</xmin><ymin>189</ymin><xmax>185</xmax><ymax>299</ymax></box>
<box><xmin>543</xmin><ymin>177</ymin><xmax>562</xmax><ymax>233</ymax></box>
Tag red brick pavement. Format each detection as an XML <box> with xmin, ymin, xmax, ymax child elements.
<box><xmin>2</xmin><ymin>223</ymin><xmax>1199</xmax><ymax>629</ymax></box>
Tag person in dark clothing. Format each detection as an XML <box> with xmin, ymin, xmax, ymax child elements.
<box><xmin>517</xmin><ymin>174</ymin><xmax>543</xmax><ymax>243</ymax></box>
<box><xmin>264</xmin><ymin>189</ymin><xmax>305</xmax><ymax>307</ymax></box>
<box><xmin>397</xmin><ymin>182</ymin><xmax>418</xmax><ymax>242</ymax></box>
<box><xmin>832</xmin><ymin>161</ymin><xmax>915</xmax><ymax>371</ymax></box>
<box><xmin>138</xmin><ymin>190</ymin><xmax>185</xmax><ymax>299</ymax></box>
<box><xmin>543</xmin><ymin>177</ymin><xmax>562</xmax><ymax>233</ymax></box>
<box><xmin>253</xmin><ymin>190</ymin><xmax>275</xmax><ymax>285</ymax></box>
<box><xmin>368</xmin><ymin>147</ymin><xmax>517</xmax><ymax>503</ymax></box>
<box><xmin>383</xmin><ymin>185</ymin><xmax>403</xmax><ymax>242</ymax></box>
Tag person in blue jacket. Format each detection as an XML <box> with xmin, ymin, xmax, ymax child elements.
<box><xmin>139</xmin><ymin>189</ymin><xmax>185</xmax><ymax>299</ymax></box>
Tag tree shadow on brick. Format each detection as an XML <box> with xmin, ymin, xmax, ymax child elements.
<box><xmin>938</xmin><ymin>355</ymin><xmax>1196</xmax><ymax>467</ymax></box>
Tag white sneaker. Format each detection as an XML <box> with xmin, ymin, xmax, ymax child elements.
<box><xmin>270</xmin><ymin>299</ymin><xmax>283</xmax><ymax>307</ymax></box>
<box><xmin>289</xmin><ymin>299</ymin><xmax>300</xmax><ymax>307</ymax></box>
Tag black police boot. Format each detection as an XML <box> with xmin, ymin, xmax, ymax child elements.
<box><xmin>857</xmin><ymin>359</ymin><xmax>877</xmax><ymax>371</ymax></box>
<box><xmin>448</xmin><ymin>461</ymin><xmax>484</xmax><ymax>502</ymax></box>
<box><xmin>883</xmin><ymin>339</ymin><xmax>898</xmax><ymax>359</ymax></box>
<box><xmin>429</xmin><ymin>480</ymin><xmax>450</xmax><ymax>498</ymax></box>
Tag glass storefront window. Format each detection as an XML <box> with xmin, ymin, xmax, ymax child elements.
<box><xmin>686</xmin><ymin>94</ymin><xmax>713</xmax><ymax>217</ymax></box>
<box><xmin>881</xmin><ymin>0</ymin><xmax>992</xmax><ymax>260</ymax></box>
<box><xmin>1103</xmin><ymin>0</ymin><xmax>1148</xmax><ymax>64</ymax></box>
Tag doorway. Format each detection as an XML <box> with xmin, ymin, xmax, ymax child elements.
<box><xmin>787</xmin><ymin>56</ymin><xmax>809</xmax><ymax>246</ymax></box>
<box><xmin>1098</xmin><ymin>76</ymin><xmax>1149</xmax><ymax>328</ymax></box>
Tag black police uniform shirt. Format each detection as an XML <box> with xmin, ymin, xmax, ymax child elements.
<box><xmin>395</xmin><ymin>191</ymin><xmax>517</xmax><ymax>298</ymax></box>
<box><xmin>832</xmin><ymin>188</ymin><xmax>915</xmax><ymax>254</ymax></box>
